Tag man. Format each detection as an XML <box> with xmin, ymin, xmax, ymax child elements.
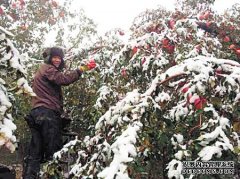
<box><xmin>23</xmin><ymin>47</ymin><xmax>96</xmax><ymax>179</ymax></box>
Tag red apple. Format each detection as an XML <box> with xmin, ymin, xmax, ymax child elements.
<box><xmin>178</xmin><ymin>81</ymin><xmax>186</xmax><ymax>87</ymax></box>
<box><xmin>0</xmin><ymin>7</ymin><xmax>4</xmax><ymax>15</ymax></box>
<box><xmin>119</xmin><ymin>31</ymin><xmax>124</xmax><ymax>36</ymax></box>
<box><xmin>235</xmin><ymin>49</ymin><xmax>240</xmax><ymax>55</ymax></box>
<box><xmin>181</xmin><ymin>87</ymin><xmax>189</xmax><ymax>93</ymax></box>
<box><xmin>132</xmin><ymin>46</ymin><xmax>138</xmax><ymax>56</ymax></box>
<box><xmin>229</xmin><ymin>25</ymin><xmax>235</xmax><ymax>31</ymax></box>
<box><xmin>12</xmin><ymin>3</ymin><xmax>17</xmax><ymax>9</ymax></box>
<box><xmin>168</xmin><ymin>19</ymin><xmax>175</xmax><ymax>29</ymax></box>
<box><xmin>195</xmin><ymin>45</ymin><xmax>201</xmax><ymax>52</ymax></box>
<box><xmin>206</xmin><ymin>21</ymin><xmax>212</xmax><ymax>27</ymax></box>
<box><xmin>59</xmin><ymin>11</ymin><xmax>65</xmax><ymax>18</ymax></box>
<box><xmin>162</xmin><ymin>38</ymin><xmax>169</xmax><ymax>47</ymax></box>
<box><xmin>166</xmin><ymin>44</ymin><xmax>175</xmax><ymax>54</ymax></box>
<box><xmin>229</xmin><ymin>44</ymin><xmax>235</xmax><ymax>50</ymax></box>
<box><xmin>121</xmin><ymin>68</ymin><xmax>127</xmax><ymax>77</ymax></box>
<box><xmin>194</xmin><ymin>97</ymin><xmax>207</xmax><ymax>110</ymax></box>
<box><xmin>215</xmin><ymin>67</ymin><xmax>222</xmax><ymax>74</ymax></box>
<box><xmin>187</xmin><ymin>93</ymin><xmax>192</xmax><ymax>103</ymax></box>
<box><xmin>51</xmin><ymin>0</ymin><xmax>58</xmax><ymax>8</ymax></box>
<box><xmin>87</xmin><ymin>59</ymin><xmax>96</xmax><ymax>69</ymax></box>
<box><xmin>203</xmin><ymin>11</ymin><xmax>210</xmax><ymax>19</ymax></box>
<box><xmin>19</xmin><ymin>0</ymin><xmax>25</xmax><ymax>6</ymax></box>
<box><xmin>223</xmin><ymin>36</ymin><xmax>230</xmax><ymax>43</ymax></box>
<box><xmin>199</xmin><ymin>14</ymin><xmax>204</xmax><ymax>20</ymax></box>
<box><xmin>141</xmin><ymin>57</ymin><xmax>146</xmax><ymax>65</ymax></box>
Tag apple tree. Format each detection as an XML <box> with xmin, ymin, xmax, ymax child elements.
<box><xmin>39</xmin><ymin>0</ymin><xmax>240</xmax><ymax>178</ymax></box>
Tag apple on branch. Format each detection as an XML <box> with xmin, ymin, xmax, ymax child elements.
<box><xmin>132</xmin><ymin>46</ymin><xmax>138</xmax><ymax>56</ymax></box>
<box><xmin>229</xmin><ymin>44</ymin><xmax>236</xmax><ymax>50</ymax></box>
<box><xmin>199</xmin><ymin>13</ymin><xmax>205</xmax><ymax>20</ymax></box>
<box><xmin>121</xmin><ymin>68</ymin><xmax>127</xmax><ymax>77</ymax></box>
<box><xmin>162</xmin><ymin>38</ymin><xmax>169</xmax><ymax>48</ymax></box>
<box><xmin>168</xmin><ymin>19</ymin><xmax>175</xmax><ymax>29</ymax></box>
<box><xmin>19</xmin><ymin>0</ymin><xmax>25</xmax><ymax>6</ymax></box>
<box><xmin>12</xmin><ymin>3</ymin><xmax>17</xmax><ymax>9</ymax></box>
<box><xmin>51</xmin><ymin>0</ymin><xmax>58</xmax><ymax>8</ymax></box>
<box><xmin>118</xmin><ymin>30</ymin><xmax>125</xmax><ymax>36</ymax></box>
<box><xmin>141</xmin><ymin>57</ymin><xmax>146</xmax><ymax>65</ymax></box>
<box><xmin>59</xmin><ymin>11</ymin><xmax>65</xmax><ymax>18</ymax></box>
<box><xmin>203</xmin><ymin>11</ymin><xmax>210</xmax><ymax>20</ymax></box>
<box><xmin>194</xmin><ymin>97</ymin><xmax>207</xmax><ymax>110</ymax></box>
<box><xmin>195</xmin><ymin>45</ymin><xmax>202</xmax><ymax>53</ymax></box>
<box><xmin>166</xmin><ymin>44</ymin><xmax>175</xmax><ymax>54</ymax></box>
<box><xmin>0</xmin><ymin>7</ymin><xmax>4</xmax><ymax>15</ymax></box>
<box><xmin>235</xmin><ymin>48</ymin><xmax>240</xmax><ymax>56</ymax></box>
<box><xmin>181</xmin><ymin>87</ymin><xmax>189</xmax><ymax>93</ymax></box>
<box><xmin>223</xmin><ymin>36</ymin><xmax>230</xmax><ymax>43</ymax></box>
<box><xmin>215</xmin><ymin>67</ymin><xmax>223</xmax><ymax>75</ymax></box>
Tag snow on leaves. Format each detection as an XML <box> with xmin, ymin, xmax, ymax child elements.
<box><xmin>158</xmin><ymin>56</ymin><xmax>240</xmax><ymax>177</ymax></box>
<box><xmin>0</xmin><ymin>26</ymin><xmax>34</xmax><ymax>152</ymax></box>
<box><xmin>47</xmin><ymin>1</ymin><xmax>240</xmax><ymax>178</ymax></box>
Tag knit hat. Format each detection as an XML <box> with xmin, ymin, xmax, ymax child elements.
<box><xmin>43</xmin><ymin>47</ymin><xmax>65</xmax><ymax>69</ymax></box>
<box><xmin>49</xmin><ymin>47</ymin><xmax>64</xmax><ymax>60</ymax></box>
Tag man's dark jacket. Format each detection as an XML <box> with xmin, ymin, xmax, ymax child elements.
<box><xmin>32</xmin><ymin>63</ymin><xmax>81</xmax><ymax>113</ymax></box>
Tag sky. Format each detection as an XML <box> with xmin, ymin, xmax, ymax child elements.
<box><xmin>70</xmin><ymin>0</ymin><xmax>239</xmax><ymax>35</ymax></box>
<box><xmin>71</xmin><ymin>0</ymin><xmax>174</xmax><ymax>34</ymax></box>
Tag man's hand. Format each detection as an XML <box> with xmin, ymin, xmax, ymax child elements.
<box><xmin>79</xmin><ymin>59</ymin><xmax>96</xmax><ymax>72</ymax></box>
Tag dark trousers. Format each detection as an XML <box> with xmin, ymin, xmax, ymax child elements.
<box><xmin>23</xmin><ymin>107</ymin><xmax>62</xmax><ymax>179</ymax></box>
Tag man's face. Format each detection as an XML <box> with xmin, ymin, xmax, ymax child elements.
<box><xmin>51</xmin><ymin>56</ymin><xmax>62</xmax><ymax>68</ymax></box>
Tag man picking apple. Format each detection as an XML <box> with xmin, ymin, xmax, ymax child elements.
<box><xmin>23</xmin><ymin>47</ymin><xmax>96</xmax><ymax>179</ymax></box>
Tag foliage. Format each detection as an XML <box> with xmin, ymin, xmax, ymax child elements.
<box><xmin>0</xmin><ymin>26</ymin><xmax>34</xmax><ymax>152</ymax></box>
<box><xmin>61</xmin><ymin>28</ymin><xmax>126</xmax><ymax>138</ymax></box>
<box><xmin>44</xmin><ymin>0</ymin><xmax>240</xmax><ymax>178</ymax></box>
<box><xmin>0</xmin><ymin>0</ymin><xmax>97</xmax><ymax>58</ymax></box>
